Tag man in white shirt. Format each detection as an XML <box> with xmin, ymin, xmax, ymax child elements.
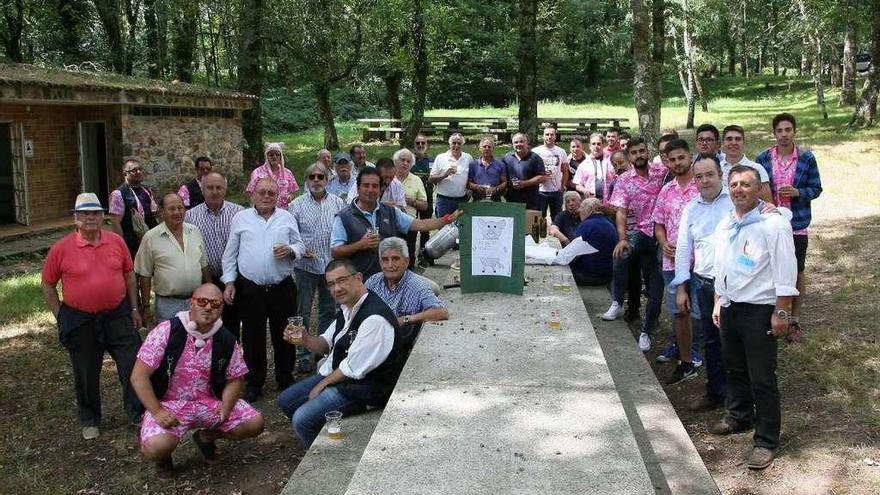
<box><xmin>533</xmin><ymin>125</ymin><xmax>570</xmax><ymax>220</ymax></box>
<box><xmin>278</xmin><ymin>259</ymin><xmax>406</xmax><ymax>447</ymax></box>
<box><xmin>572</xmin><ymin>132</ymin><xmax>611</xmax><ymax>199</ymax></box>
<box><xmin>221</xmin><ymin>177</ymin><xmax>306</xmax><ymax>402</ymax></box>
<box><xmin>429</xmin><ymin>133</ymin><xmax>473</xmax><ymax>217</ymax></box>
<box><xmin>720</xmin><ymin>125</ymin><xmax>772</xmax><ymax>202</ymax></box>
<box><xmin>708</xmin><ymin>165</ymin><xmax>798</xmax><ymax>470</ymax></box>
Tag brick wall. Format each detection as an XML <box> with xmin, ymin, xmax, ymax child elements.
<box><xmin>0</xmin><ymin>104</ymin><xmax>120</xmax><ymax>224</ymax></box>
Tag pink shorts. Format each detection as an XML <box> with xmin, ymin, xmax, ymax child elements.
<box><xmin>140</xmin><ymin>398</ymin><xmax>261</xmax><ymax>444</ymax></box>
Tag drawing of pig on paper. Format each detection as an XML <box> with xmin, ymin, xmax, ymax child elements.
<box><xmin>473</xmin><ymin>217</ymin><xmax>512</xmax><ymax>275</ymax></box>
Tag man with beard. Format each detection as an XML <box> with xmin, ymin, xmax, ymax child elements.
<box><xmin>109</xmin><ymin>157</ymin><xmax>159</xmax><ymax>257</ymax></box>
<box><xmin>289</xmin><ymin>163</ymin><xmax>346</xmax><ymax>374</ymax></box>
<box><xmin>607</xmin><ymin>136</ymin><xmax>666</xmax><ymax>352</ymax></box>
<box><xmin>327</xmin><ymin>153</ymin><xmax>356</xmax><ymax>202</ymax></box>
<box><xmin>503</xmin><ymin>133</ymin><xmax>546</xmax><ymax>211</ymax></box>
<box><xmin>708</xmin><ymin>165</ymin><xmax>797</xmax><ymax>470</ymax></box>
<box><xmin>652</xmin><ymin>140</ymin><xmax>702</xmax><ymax>383</ymax></box>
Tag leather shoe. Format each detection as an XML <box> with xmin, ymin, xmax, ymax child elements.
<box><xmin>747</xmin><ymin>447</ymin><xmax>776</xmax><ymax>470</ymax></box>
<box><xmin>242</xmin><ymin>387</ymin><xmax>261</xmax><ymax>403</ymax></box>
<box><xmin>708</xmin><ymin>418</ymin><xmax>753</xmax><ymax>435</ymax></box>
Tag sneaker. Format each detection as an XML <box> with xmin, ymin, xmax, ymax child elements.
<box><xmin>81</xmin><ymin>426</ymin><xmax>100</xmax><ymax>440</ymax></box>
<box><xmin>601</xmin><ymin>301</ymin><xmax>624</xmax><ymax>321</ymax></box>
<box><xmin>786</xmin><ymin>321</ymin><xmax>803</xmax><ymax>343</ymax></box>
<box><xmin>666</xmin><ymin>361</ymin><xmax>698</xmax><ymax>385</ymax></box>
<box><xmin>747</xmin><ymin>447</ymin><xmax>776</xmax><ymax>470</ymax></box>
<box><xmin>638</xmin><ymin>332</ymin><xmax>651</xmax><ymax>352</ymax></box>
<box><xmin>656</xmin><ymin>343</ymin><xmax>679</xmax><ymax>363</ymax></box>
<box><xmin>692</xmin><ymin>349</ymin><xmax>703</xmax><ymax>368</ymax></box>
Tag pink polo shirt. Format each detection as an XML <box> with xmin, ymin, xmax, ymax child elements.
<box><xmin>652</xmin><ymin>178</ymin><xmax>699</xmax><ymax>270</ymax></box>
<box><xmin>608</xmin><ymin>164</ymin><xmax>667</xmax><ymax>237</ymax></box>
<box><xmin>42</xmin><ymin>230</ymin><xmax>132</xmax><ymax>313</ymax></box>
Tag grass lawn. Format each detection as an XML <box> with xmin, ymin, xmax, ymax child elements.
<box><xmin>1</xmin><ymin>75</ymin><xmax>878</xmax><ymax>493</ymax></box>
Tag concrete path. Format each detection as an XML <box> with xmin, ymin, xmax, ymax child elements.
<box><xmin>343</xmin><ymin>263</ymin><xmax>656</xmax><ymax>494</ymax></box>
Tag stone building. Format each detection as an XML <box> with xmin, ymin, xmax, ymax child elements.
<box><xmin>0</xmin><ymin>63</ymin><xmax>255</xmax><ymax>227</ymax></box>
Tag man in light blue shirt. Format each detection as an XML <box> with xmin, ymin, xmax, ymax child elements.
<box><xmin>221</xmin><ymin>177</ymin><xmax>306</xmax><ymax>402</ymax></box>
<box><xmin>327</xmin><ymin>153</ymin><xmax>356</xmax><ymax>202</ymax></box>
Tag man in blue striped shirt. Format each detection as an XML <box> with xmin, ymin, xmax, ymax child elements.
<box><xmin>365</xmin><ymin>237</ymin><xmax>448</xmax><ymax>351</ymax></box>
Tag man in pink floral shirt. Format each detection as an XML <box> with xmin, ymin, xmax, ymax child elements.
<box><xmin>131</xmin><ymin>284</ymin><xmax>264</xmax><ymax>479</ymax></box>
<box><xmin>653</xmin><ymin>140</ymin><xmax>701</xmax><ymax>384</ymax></box>
<box><xmin>246</xmin><ymin>142</ymin><xmax>300</xmax><ymax>209</ymax></box>
<box><xmin>607</xmin><ymin>136</ymin><xmax>667</xmax><ymax>352</ymax></box>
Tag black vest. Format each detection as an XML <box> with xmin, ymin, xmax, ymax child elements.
<box><xmin>336</xmin><ymin>202</ymin><xmax>400</xmax><ymax>278</ymax></box>
<box><xmin>330</xmin><ymin>291</ymin><xmax>405</xmax><ymax>407</ymax></box>
<box><xmin>117</xmin><ymin>183</ymin><xmax>158</xmax><ymax>255</ymax></box>
<box><xmin>185</xmin><ymin>179</ymin><xmax>205</xmax><ymax>208</ymax></box>
<box><xmin>149</xmin><ymin>317</ymin><xmax>237</xmax><ymax>400</ymax></box>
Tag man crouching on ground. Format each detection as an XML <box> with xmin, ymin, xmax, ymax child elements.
<box><xmin>131</xmin><ymin>283</ymin><xmax>264</xmax><ymax>479</ymax></box>
<box><xmin>277</xmin><ymin>259</ymin><xmax>406</xmax><ymax>447</ymax></box>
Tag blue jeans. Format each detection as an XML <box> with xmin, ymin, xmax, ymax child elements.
<box><xmin>614</xmin><ymin>231</ymin><xmax>662</xmax><ymax>335</ymax></box>
<box><xmin>661</xmin><ymin>270</ymin><xmax>703</xmax><ymax>354</ymax></box>
<box><xmin>435</xmin><ymin>195</ymin><xmax>466</xmax><ymax>218</ymax></box>
<box><xmin>277</xmin><ymin>374</ymin><xmax>367</xmax><ymax>447</ymax></box>
<box><xmin>539</xmin><ymin>191</ymin><xmax>563</xmax><ymax>219</ymax></box>
<box><xmin>294</xmin><ymin>269</ymin><xmax>338</xmax><ymax>362</ymax></box>
<box><xmin>693</xmin><ymin>274</ymin><xmax>726</xmax><ymax>403</ymax></box>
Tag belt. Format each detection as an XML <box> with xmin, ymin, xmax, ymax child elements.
<box><xmin>240</xmin><ymin>275</ymin><xmax>293</xmax><ymax>291</ymax></box>
<box><xmin>436</xmin><ymin>193</ymin><xmax>467</xmax><ymax>201</ymax></box>
<box><xmin>692</xmin><ymin>273</ymin><xmax>714</xmax><ymax>284</ymax></box>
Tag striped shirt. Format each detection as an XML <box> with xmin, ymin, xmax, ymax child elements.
<box><xmin>364</xmin><ymin>270</ymin><xmax>446</xmax><ymax>317</ymax></box>
<box><xmin>288</xmin><ymin>191</ymin><xmax>346</xmax><ymax>275</ymax></box>
<box><xmin>185</xmin><ymin>200</ymin><xmax>245</xmax><ymax>279</ymax></box>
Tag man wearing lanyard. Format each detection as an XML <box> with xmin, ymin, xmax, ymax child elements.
<box><xmin>709</xmin><ymin>165</ymin><xmax>798</xmax><ymax>470</ymax></box>
<box><xmin>754</xmin><ymin>113</ymin><xmax>821</xmax><ymax>343</ymax></box>
<box><xmin>221</xmin><ymin>177</ymin><xmax>306</xmax><ymax>402</ymax></box>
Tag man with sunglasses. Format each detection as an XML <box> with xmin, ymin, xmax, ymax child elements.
<box><xmin>109</xmin><ymin>157</ymin><xmax>159</xmax><ymax>257</ymax></box>
<box><xmin>278</xmin><ymin>259</ymin><xmax>406</xmax><ymax>447</ymax></box>
<box><xmin>289</xmin><ymin>163</ymin><xmax>346</xmax><ymax>374</ymax></box>
<box><xmin>131</xmin><ymin>284</ymin><xmax>265</xmax><ymax>479</ymax></box>
<box><xmin>222</xmin><ymin>177</ymin><xmax>306</xmax><ymax>402</ymax></box>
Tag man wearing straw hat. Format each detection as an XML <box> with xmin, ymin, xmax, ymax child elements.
<box><xmin>41</xmin><ymin>193</ymin><xmax>144</xmax><ymax>440</ymax></box>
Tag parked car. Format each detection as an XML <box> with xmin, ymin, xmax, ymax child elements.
<box><xmin>856</xmin><ymin>53</ymin><xmax>872</xmax><ymax>72</ymax></box>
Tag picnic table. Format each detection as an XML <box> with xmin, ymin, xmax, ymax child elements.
<box><xmin>358</xmin><ymin>116</ymin><xmax>628</xmax><ymax>144</ymax></box>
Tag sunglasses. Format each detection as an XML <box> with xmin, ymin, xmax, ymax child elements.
<box><xmin>191</xmin><ymin>297</ymin><xmax>222</xmax><ymax>309</ymax></box>
<box><xmin>308</xmin><ymin>174</ymin><xmax>326</xmax><ymax>180</ymax></box>
<box><xmin>326</xmin><ymin>272</ymin><xmax>357</xmax><ymax>288</ymax></box>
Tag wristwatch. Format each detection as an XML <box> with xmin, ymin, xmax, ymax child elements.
<box><xmin>403</xmin><ymin>315</ymin><xmax>411</xmax><ymax>324</ymax></box>
<box><xmin>775</xmin><ymin>308</ymin><xmax>789</xmax><ymax>320</ymax></box>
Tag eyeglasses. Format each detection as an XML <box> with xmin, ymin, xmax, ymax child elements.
<box><xmin>415</xmin><ymin>141</ymin><xmax>427</xmax><ymax>145</ymax></box>
<box><xmin>125</xmin><ymin>167</ymin><xmax>143</xmax><ymax>174</ymax></box>
<box><xmin>191</xmin><ymin>297</ymin><xmax>222</xmax><ymax>309</ymax></box>
<box><xmin>308</xmin><ymin>174</ymin><xmax>326</xmax><ymax>180</ymax></box>
<box><xmin>326</xmin><ymin>272</ymin><xmax>357</xmax><ymax>288</ymax></box>
<box><xmin>255</xmin><ymin>189</ymin><xmax>277</xmax><ymax>197</ymax></box>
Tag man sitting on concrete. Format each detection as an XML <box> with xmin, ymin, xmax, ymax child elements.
<box><xmin>548</xmin><ymin>191</ymin><xmax>584</xmax><ymax>247</ymax></box>
<box><xmin>365</xmin><ymin>237</ymin><xmax>448</xmax><ymax>350</ymax></box>
<box><xmin>570</xmin><ymin>197</ymin><xmax>616</xmax><ymax>287</ymax></box>
<box><xmin>277</xmin><ymin>259</ymin><xmax>407</xmax><ymax>447</ymax></box>
<box><xmin>131</xmin><ymin>284</ymin><xmax>265</xmax><ymax>479</ymax></box>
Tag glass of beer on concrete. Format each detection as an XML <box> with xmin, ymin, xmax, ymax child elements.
<box><xmin>325</xmin><ymin>411</ymin><xmax>343</xmax><ymax>440</ymax></box>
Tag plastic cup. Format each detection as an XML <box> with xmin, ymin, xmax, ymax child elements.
<box><xmin>287</xmin><ymin>316</ymin><xmax>304</xmax><ymax>338</ymax></box>
<box><xmin>325</xmin><ymin>411</ymin><xmax>343</xmax><ymax>440</ymax></box>
<box><xmin>548</xmin><ymin>309</ymin><xmax>561</xmax><ymax>330</ymax></box>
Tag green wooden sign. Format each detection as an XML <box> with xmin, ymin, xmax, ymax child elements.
<box><xmin>459</xmin><ymin>201</ymin><xmax>525</xmax><ymax>295</ymax></box>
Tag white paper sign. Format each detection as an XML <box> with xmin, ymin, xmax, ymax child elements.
<box><xmin>24</xmin><ymin>140</ymin><xmax>34</xmax><ymax>157</ymax></box>
<box><xmin>471</xmin><ymin>216</ymin><xmax>513</xmax><ymax>277</ymax></box>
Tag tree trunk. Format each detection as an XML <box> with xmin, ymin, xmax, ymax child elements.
<box><xmin>171</xmin><ymin>0</ymin><xmax>199</xmax><ymax>82</ymax></box>
<box><xmin>516</xmin><ymin>0</ymin><xmax>539</xmax><ymax>139</ymax></box>
<box><xmin>682</xmin><ymin>0</ymin><xmax>707</xmax><ymax>113</ymax></box>
<box><xmin>237</xmin><ymin>0</ymin><xmax>263</xmax><ymax>168</ymax></box>
<box><xmin>383</xmin><ymin>72</ymin><xmax>403</xmax><ymax>121</ymax></box>
<box><xmin>123</xmin><ymin>0</ymin><xmax>139</xmax><ymax>75</ymax></box>
<box><xmin>841</xmin><ymin>22</ymin><xmax>857</xmax><ymax>105</ymax></box>
<box><xmin>585</xmin><ymin>53</ymin><xmax>600</xmax><ymax>87</ymax></box>
<box><xmin>402</xmin><ymin>0</ymin><xmax>427</xmax><ymax>149</ymax></box>
<box><xmin>797</xmin><ymin>0</ymin><xmax>828</xmax><ymax>120</ymax></box>
<box><xmin>57</xmin><ymin>0</ymin><xmax>84</xmax><ymax>64</ymax></box>
<box><xmin>1</xmin><ymin>0</ymin><xmax>23</xmax><ymax>62</ymax></box>
<box><xmin>315</xmin><ymin>84</ymin><xmax>339</xmax><ymax>150</ymax></box>
<box><xmin>829</xmin><ymin>44</ymin><xmax>841</xmax><ymax>87</ymax></box>
<box><xmin>631</xmin><ymin>0</ymin><xmax>662</xmax><ymax>149</ymax></box>
<box><xmin>740</xmin><ymin>0</ymin><xmax>748</xmax><ymax>78</ymax></box>
<box><xmin>849</xmin><ymin>3</ymin><xmax>880</xmax><ymax>128</ymax></box>
<box><xmin>144</xmin><ymin>0</ymin><xmax>164</xmax><ymax>77</ymax></box>
<box><xmin>93</xmin><ymin>0</ymin><xmax>127</xmax><ymax>73</ymax></box>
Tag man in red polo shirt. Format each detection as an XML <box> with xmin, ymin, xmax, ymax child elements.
<box><xmin>42</xmin><ymin>192</ymin><xmax>144</xmax><ymax>440</ymax></box>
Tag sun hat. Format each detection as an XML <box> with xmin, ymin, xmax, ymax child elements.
<box><xmin>71</xmin><ymin>192</ymin><xmax>106</xmax><ymax>213</ymax></box>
